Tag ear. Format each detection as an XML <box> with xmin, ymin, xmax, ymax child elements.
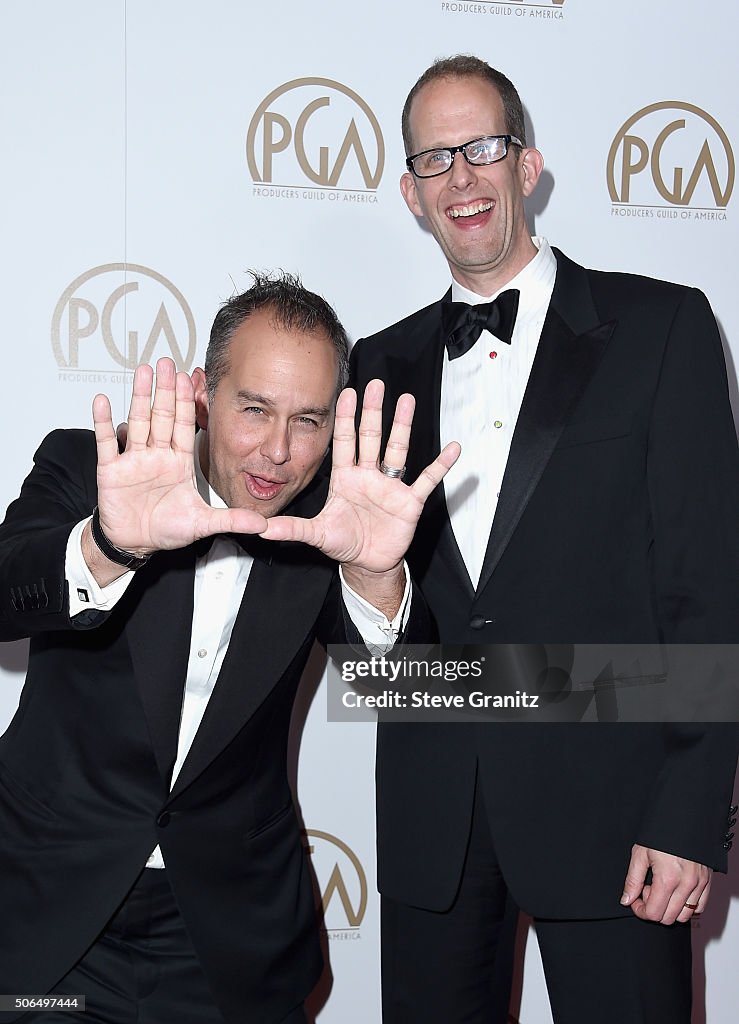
<box><xmin>519</xmin><ymin>147</ymin><xmax>544</xmax><ymax>197</ymax></box>
<box><xmin>400</xmin><ymin>171</ymin><xmax>424</xmax><ymax>218</ymax></box>
<box><xmin>191</xmin><ymin>367</ymin><xmax>209</xmax><ymax>430</ymax></box>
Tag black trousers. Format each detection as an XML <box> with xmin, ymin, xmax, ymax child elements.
<box><xmin>381</xmin><ymin>780</ymin><xmax>691</xmax><ymax>1024</ymax></box>
<box><xmin>21</xmin><ymin>869</ymin><xmax>307</xmax><ymax>1024</ymax></box>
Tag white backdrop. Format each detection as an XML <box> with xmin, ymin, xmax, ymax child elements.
<box><xmin>1</xmin><ymin>2</ymin><xmax>737</xmax><ymax>1021</ymax></box>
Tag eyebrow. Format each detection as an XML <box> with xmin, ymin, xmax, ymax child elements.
<box><xmin>235</xmin><ymin>389</ymin><xmax>332</xmax><ymax>419</ymax></box>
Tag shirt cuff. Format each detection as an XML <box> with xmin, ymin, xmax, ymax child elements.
<box><xmin>339</xmin><ymin>562</ymin><xmax>411</xmax><ymax>654</ymax></box>
<box><xmin>66</xmin><ymin>517</ymin><xmax>135</xmax><ymax>617</ymax></box>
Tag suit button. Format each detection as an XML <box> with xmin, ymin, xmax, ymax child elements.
<box><xmin>469</xmin><ymin>615</ymin><xmax>487</xmax><ymax>630</ymax></box>
<box><xmin>730</xmin><ymin>805</ymin><xmax>738</xmax><ymax>816</ymax></box>
<box><xmin>723</xmin><ymin>840</ymin><xmax>733</xmax><ymax>851</ymax></box>
<box><xmin>729</xmin><ymin>817</ymin><xmax>737</xmax><ymax>829</ymax></box>
<box><xmin>157</xmin><ymin>812</ymin><xmax>171</xmax><ymax>828</ymax></box>
<box><xmin>724</xmin><ymin>831</ymin><xmax>735</xmax><ymax>843</ymax></box>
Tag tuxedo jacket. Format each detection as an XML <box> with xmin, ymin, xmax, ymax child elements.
<box><xmin>0</xmin><ymin>429</ymin><xmax>427</xmax><ymax>1023</ymax></box>
<box><xmin>351</xmin><ymin>248</ymin><xmax>739</xmax><ymax>920</ymax></box>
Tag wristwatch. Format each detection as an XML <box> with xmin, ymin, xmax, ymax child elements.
<box><xmin>90</xmin><ymin>506</ymin><xmax>152</xmax><ymax>570</ymax></box>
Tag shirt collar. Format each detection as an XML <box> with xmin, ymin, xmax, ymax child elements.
<box><xmin>450</xmin><ymin>236</ymin><xmax>556</xmax><ymax>319</ymax></box>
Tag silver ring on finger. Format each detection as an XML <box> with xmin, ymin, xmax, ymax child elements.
<box><xmin>380</xmin><ymin>461</ymin><xmax>405</xmax><ymax>479</ymax></box>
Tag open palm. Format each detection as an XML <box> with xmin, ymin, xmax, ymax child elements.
<box><xmin>93</xmin><ymin>359</ymin><xmax>267</xmax><ymax>555</ymax></box>
<box><xmin>261</xmin><ymin>380</ymin><xmax>460</xmax><ymax>572</ymax></box>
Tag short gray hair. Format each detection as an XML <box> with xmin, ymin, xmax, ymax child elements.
<box><xmin>205</xmin><ymin>270</ymin><xmax>349</xmax><ymax>400</ymax></box>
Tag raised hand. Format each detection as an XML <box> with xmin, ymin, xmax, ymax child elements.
<box><xmin>91</xmin><ymin>358</ymin><xmax>267</xmax><ymax>560</ymax></box>
<box><xmin>261</xmin><ymin>379</ymin><xmax>460</xmax><ymax>573</ymax></box>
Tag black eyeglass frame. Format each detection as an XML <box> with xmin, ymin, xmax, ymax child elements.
<box><xmin>405</xmin><ymin>134</ymin><xmax>524</xmax><ymax>178</ymax></box>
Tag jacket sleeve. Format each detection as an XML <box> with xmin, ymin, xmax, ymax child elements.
<box><xmin>317</xmin><ymin>570</ymin><xmax>434</xmax><ymax>652</ymax></box>
<box><xmin>0</xmin><ymin>429</ymin><xmax>102</xmax><ymax>640</ymax></box>
<box><xmin>635</xmin><ymin>288</ymin><xmax>739</xmax><ymax>868</ymax></box>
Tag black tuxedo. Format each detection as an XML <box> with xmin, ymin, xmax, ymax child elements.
<box><xmin>351</xmin><ymin>249</ymin><xmax>739</xmax><ymax>920</ymax></box>
<box><xmin>0</xmin><ymin>429</ymin><xmax>425</xmax><ymax>1024</ymax></box>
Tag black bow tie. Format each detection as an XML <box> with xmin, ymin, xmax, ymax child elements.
<box><xmin>443</xmin><ymin>289</ymin><xmax>520</xmax><ymax>360</ymax></box>
<box><xmin>194</xmin><ymin>532</ymin><xmax>272</xmax><ymax>564</ymax></box>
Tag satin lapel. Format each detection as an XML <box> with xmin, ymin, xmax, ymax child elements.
<box><xmin>169</xmin><ymin>548</ymin><xmax>331</xmax><ymax>798</ymax></box>
<box><xmin>475</xmin><ymin>253</ymin><xmax>616</xmax><ymax>595</ymax></box>
<box><xmin>405</xmin><ymin>294</ymin><xmax>474</xmax><ymax>595</ymax></box>
<box><xmin>126</xmin><ymin>548</ymin><xmax>196</xmax><ymax>785</ymax></box>
<box><xmin>397</xmin><ymin>293</ymin><xmax>447</xmax><ymax>481</ymax></box>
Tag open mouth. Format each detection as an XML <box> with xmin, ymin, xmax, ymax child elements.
<box><xmin>447</xmin><ymin>200</ymin><xmax>494</xmax><ymax>220</ymax></box>
<box><xmin>244</xmin><ymin>474</ymin><xmax>286</xmax><ymax>501</ymax></box>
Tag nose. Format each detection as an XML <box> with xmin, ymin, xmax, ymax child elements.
<box><xmin>447</xmin><ymin>150</ymin><xmax>476</xmax><ymax>190</ymax></box>
<box><xmin>260</xmin><ymin>420</ymin><xmax>291</xmax><ymax>465</ymax></box>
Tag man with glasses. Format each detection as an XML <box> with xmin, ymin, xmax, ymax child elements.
<box><xmin>351</xmin><ymin>55</ymin><xmax>739</xmax><ymax>1023</ymax></box>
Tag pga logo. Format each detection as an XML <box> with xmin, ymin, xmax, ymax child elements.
<box><xmin>607</xmin><ymin>101</ymin><xmax>734</xmax><ymax>209</ymax></box>
<box><xmin>52</xmin><ymin>264</ymin><xmax>196</xmax><ymax>372</ymax></box>
<box><xmin>247</xmin><ymin>78</ymin><xmax>384</xmax><ymax>191</ymax></box>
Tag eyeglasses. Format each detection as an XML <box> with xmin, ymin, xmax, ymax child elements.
<box><xmin>405</xmin><ymin>134</ymin><xmax>523</xmax><ymax>178</ymax></box>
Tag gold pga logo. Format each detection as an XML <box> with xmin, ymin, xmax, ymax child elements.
<box><xmin>52</xmin><ymin>263</ymin><xmax>197</xmax><ymax>372</ymax></box>
<box><xmin>607</xmin><ymin>102</ymin><xmax>734</xmax><ymax>209</ymax></box>
<box><xmin>247</xmin><ymin>78</ymin><xmax>384</xmax><ymax>192</ymax></box>
<box><xmin>305</xmin><ymin>829</ymin><xmax>368</xmax><ymax>933</ymax></box>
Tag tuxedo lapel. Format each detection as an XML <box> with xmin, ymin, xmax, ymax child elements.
<box><xmin>169</xmin><ymin>546</ymin><xmax>331</xmax><ymax>798</ymax></box>
<box><xmin>122</xmin><ymin>469</ymin><xmax>331</xmax><ymax>799</ymax></box>
<box><xmin>403</xmin><ymin>294</ymin><xmax>473</xmax><ymax>595</ymax></box>
<box><xmin>126</xmin><ymin>548</ymin><xmax>197</xmax><ymax>785</ymax></box>
<box><xmin>475</xmin><ymin>253</ymin><xmax>616</xmax><ymax>595</ymax></box>
<box><xmin>398</xmin><ymin>293</ymin><xmax>446</xmax><ymax>480</ymax></box>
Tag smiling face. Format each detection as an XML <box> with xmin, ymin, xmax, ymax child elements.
<box><xmin>400</xmin><ymin>75</ymin><xmax>543</xmax><ymax>295</ymax></box>
<box><xmin>193</xmin><ymin>306</ymin><xmax>338</xmax><ymax>517</ymax></box>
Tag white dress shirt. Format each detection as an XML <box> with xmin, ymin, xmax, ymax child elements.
<box><xmin>440</xmin><ymin>237</ymin><xmax>557</xmax><ymax>589</ymax></box>
<box><xmin>65</xmin><ymin>435</ymin><xmax>410</xmax><ymax>867</ymax></box>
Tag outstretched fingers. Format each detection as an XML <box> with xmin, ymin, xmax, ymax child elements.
<box><xmin>171</xmin><ymin>371</ymin><xmax>197</xmax><ymax>454</ymax></box>
<box><xmin>125</xmin><ymin>362</ymin><xmax>155</xmax><ymax>450</ymax></box>
<box><xmin>97</xmin><ymin>359</ymin><xmax>194</xmax><ymax>463</ymax></box>
<box><xmin>124</xmin><ymin>357</ymin><xmax>188</xmax><ymax>452</ymax></box>
<box><xmin>410</xmin><ymin>441</ymin><xmax>461</xmax><ymax>503</ymax></box>
<box><xmin>92</xmin><ymin>393</ymin><xmax>118</xmax><ymax>468</ymax></box>
<box><xmin>357</xmin><ymin>379</ymin><xmax>385</xmax><ymax>470</ymax></box>
<box><xmin>331</xmin><ymin>387</ymin><xmax>359</xmax><ymax>470</ymax></box>
<box><xmin>381</xmin><ymin>392</ymin><xmax>415</xmax><ymax>474</ymax></box>
<box><xmin>147</xmin><ymin>358</ymin><xmax>179</xmax><ymax>449</ymax></box>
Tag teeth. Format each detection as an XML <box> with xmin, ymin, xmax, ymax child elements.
<box><xmin>448</xmin><ymin>201</ymin><xmax>493</xmax><ymax>219</ymax></box>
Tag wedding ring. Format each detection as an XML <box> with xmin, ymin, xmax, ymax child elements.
<box><xmin>684</xmin><ymin>902</ymin><xmax>699</xmax><ymax>910</ymax></box>
<box><xmin>380</xmin><ymin>461</ymin><xmax>405</xmax><ymax>479</ymax></box>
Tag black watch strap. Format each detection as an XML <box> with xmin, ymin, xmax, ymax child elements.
<box><xmin>90</xmin><ymin>506</ymin><xmax>152</xmax><ymax>570</ymax></box>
